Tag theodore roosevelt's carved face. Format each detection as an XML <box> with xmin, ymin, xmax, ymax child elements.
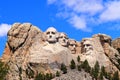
<box><xmin>58</xmin><ymin>32</ymin><xmax>68</xmax><ymax>47</ymax></box>
<box><xmin>68</xmin><ymin>39</ymin><xmax>76</xmax><ymax>54</ymax></box>
<box><xmin>45</xmin><ymin>27</ymin><xmax>58</xmax><ymax>43</ymax></box>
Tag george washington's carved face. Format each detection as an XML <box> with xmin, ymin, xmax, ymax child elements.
<box><xmin>58</xmin><ymin>32</ymin><xmax>68</xmax><ymax>47</ymax></box>
<box><xmin>45</xmin><ymin>27</ymin><xmax>58</xmax><ymax>43</ymax></box>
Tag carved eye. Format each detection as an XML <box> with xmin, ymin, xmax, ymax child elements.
<box><xmin>66</xmin><ymin>37</ymin><xmax>68</xmax><ymax>39</ymax></box>
<box><xmin>46</xmin><ymin>32</ymin><xmax>50</xmax><ymax>34</ymax></box>
<box><xmin>84</xmin><ymin>44</ymin><xmax>91</xmax><ymax>47</ymax></box>
<box><xmin>86</xmin><ymin>44</ymin><xmax>90</xmax><ymax>46</ymax></box>
<box><xmin>51</xmin><ymin>32</ymin><xmax>55</xmax><ymax>34</ymax></box>
<box><xmin>70</xmin><ymin>44</ymin><xmax>76</xmax><ymax>47</ymax></box>
<box><xmin>70</xmin><ymin>44</ymin><xmax>73</xmax><ymax>46</ymax></box>
<box><xmin>60</xmin><ymin>36</ymin><xmax>64</xmax><ymax>38</ymax></box>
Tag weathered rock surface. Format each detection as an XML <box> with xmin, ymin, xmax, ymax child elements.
<box><xmin>112</xmin><ymin>38</ymin><xmax>120</xmax><ymax>50</ymax></box>
<box><xmin>93</xmin><ymin>34</ymin><xmax>120</xmax><ymax>70</ymax></box>
<box><xmin>1</xmin><ymin>23</ymin><xmax>73</xmax><ymax>80</ymax></box>
<box><xmin>1</xmin><ymin>23</ymin><xmax>120</xmax><ymax>80</ymax></box>
<box><xmin>80</xmin><ymin>36</ymin><xmax>119</xmax><ymax>75</ymax></box>
<box><xmin>52</xmin><ymin>69</ymin><xmax>92</xmax><ymax>80</ymax></box>
<box><xmin>3</xmin><ymin>23</ymin><xmax>44</xmax><ymax>80</ymax></box>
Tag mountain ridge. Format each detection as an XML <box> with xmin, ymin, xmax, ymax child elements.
<box><xmin>0</xmin><ymin>23</ymin><xmax>120</xmax><ymax>80</ymax></box>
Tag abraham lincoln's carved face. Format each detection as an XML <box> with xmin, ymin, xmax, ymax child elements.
<box><xmin>83</xmin><ymin>40</ymin><xmax>93</xmax><ymax>54</ymax></box>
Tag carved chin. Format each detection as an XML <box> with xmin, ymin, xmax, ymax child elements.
<box><xmin>60</xmin><ymin>42</ymin><xmax>67</xmax><ymax>46</ymax></box>
<box><xmin>84</xmin><ymin>50</ymin><xmax>93</xmax><ymax>55</ymax></box>
<box><xmin>47</xmin><ymin>39</ymin><xmax>56</xmax><ymax>43</ymax></box>
<box><xmin>71</xmin><ymin>50</ymin><xmax>76</xmax><ymax>54</ymax></box>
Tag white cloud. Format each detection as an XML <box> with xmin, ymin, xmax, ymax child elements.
<box><xmin>62</xmin><ymin>0</ymin><xmax>103</xmax><ymax>15</ymax></box>
<box><xmin>100</xmin><ymin>1</ymin><xmax>120</xmax><ymax>21</ymax></box>
<box><xmin>68</xmin><ymin>15</ymin><xmax>91</xmax><ymax>32</ymax></box>
<box><xmin>48</xmin><ymin>0</ymin><xmax>120</xmax><ymax>31</ymax></box>
<box><xmin>47</xmin><ymin>0</ymin><xmax>57</xmax><ymax>4</ymax></box>
<box><xmin>0</xmin><ymin>24</ymin><xmax>11</xmax><ymax>37</ymax></box>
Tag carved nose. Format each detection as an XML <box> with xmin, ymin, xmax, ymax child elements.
<box><xmin>84</xmin><ymin>45</ymin><xmax>87</xmax><ymax>48</ymax></box>
<box><xmin>73</xmin><ymin>45</ymin><xmax>76</xmax><ymax>48</ymax></box>
<box><xmin>49</xmin><ymin>35</ymin><xmax>52</xmax><ymax>38</ymax></box>
<box><xmin>63</xmin><ymin>39</ymin><xmax>65</xmax><ymax>42</ymax></box>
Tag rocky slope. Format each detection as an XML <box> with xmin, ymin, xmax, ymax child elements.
<box><xmin>112</xmin><ymin>38</ymin><xmax>120</xmax><ymax>52</ymax></box>
<box><xmin>1</xmin><ymin>23</ymin><xmax>120</xmax><ymax>80</ymax></box>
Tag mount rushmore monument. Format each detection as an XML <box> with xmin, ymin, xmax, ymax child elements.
<box><xmin>0</xmin><ymin>23</ymin><xmax>120</xmax><ymax>80</ymax></box>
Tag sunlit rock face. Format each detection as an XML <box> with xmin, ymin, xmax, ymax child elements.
<box><xmin>112</xmin><ymin>38</ymin><xmax>120</xmax><ymax>51</ymax></box>
<box><xmin>1</xmin><ymin>23</ymin><xmax>73</xmax><ymax>80</ymax></box>
<box><xmin>75</xmin><ymin>41</ymin><xmax>81</xmax><ymax>54</ymax></box>
<box><xmin>45</xmin><ymin>27</ymin><xmax>58</xmax><ymax>43</ymax></box>
<box><xmin>82</xmin><ymin>39</ymin><xmax>93</xmax><ymax>55</ymax></box>
<box><xmin>80</xmin><ymin>36</ymin><xmax>120</xmax><ymax>75</ymax></box>
<box><xmin>1</xmin><ymin>23</ymin><xmax>120</xmax><ymax>80</ymax></box>
<box><xmin>93</xmin><ymin>34</ymin><xmax>120</xmax><ymax>70</ymax></box>
<box><xmin>58</xmin><ymin>32</ymin><xmax>69</xmax><ymax>47</ymax></box>
<box><xmin>68</xmin><ymin>39</ymin><xmax>77</xmax><ymax>54</ymax></box>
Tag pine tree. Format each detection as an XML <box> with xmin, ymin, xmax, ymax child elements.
<box><xmin>90</xmin><ymin>68</ymin><xmax>94</xmax><ymax>77</ymax></box>
<box><xmin>56</xmin><ymin>71</ymin><xmax>60</xmax><ymax>77</ymax></box>
<box><xmin>90</xmin><ymin>68</ymin><xmax>96</xmax><ymax>80</ymax></box>
<box><xmin>62</xmin><ymin>66</ymin><xmax>67</xmax><ymax>74</ymax></box>
<box><xmin>0</xmin><ymin>61</ymin><xmax>9</xmax><ymax>80</ymax></box>
<box><xmin>101</xmin><ymin>66</ymin><xmax>109</xmax><ymax>79</ymax></box>
<box><xmin>49</xmin><ymin>73</ymin><xmax>53</xmax><ymax>79</ymax></box>
<box><xmin>60</xmin><ymin>63</ymin><xmax>65</xmax><ymax>71</ymax></box>
<box><xmin>77</xmin><ymin>65</ymin><xmax>81</xmax><ymax>71</ymax></box>
<box><xmin>94</xmin><ymin>61</ymin><xmax>100</xmax><ymax>79</ymax></box>
<box><xmin>70</xmin><ymin>59</ymin><xmax>76</xmax><ymax>69</ymax></box>
<box><xmin>85</xmin><ymin>60</ymin><xmax>91</xmax><ymax>73</ymax></box>
<box><xmin>45</xmin><ymin>73</ymin><xmax>51</xmax><ymax>80</ymax></box>
<box><xmin>101</xmin><ymin>66</ymin><xmax>105</xmax><ymax>76</ymax></box>
<box><xmin>112</xmin><ymin>71</ymin><xmax>119</xmax><ymax>80</ymax></box>
<box><xmin>90</xmin><ymin>61</ymin><xmax>100</xmax><ymax>80</ymax></box>
<box><xmin>26</xmin><ymin>68</ymin><xmax>34</xmax><ymax>78</ymax></box>
<box><xmin>81</xmin><ymin>59</ymin><xmax>91</xmax><ymax>73</ymax></box>
<box><xmin>94</xmin><ymin>61</ymin><xmax>100</xmax><ymax>74</ymax></box>
<box><xmin>107</xmin><ymin>73</ymin><xmax>112</xmax><ymax>80</ymax></box>
<box><xmin>77</xmin><ymin>55</ymin><xmax>80</xmax><ymax>63</ymax></box>
<box><xmin>35</xmin><ymin>73</ymin><xmax>45</xmax><ymax>80</ymax></box>
<box><xmin>99</xmin><ymin>72</ymin><xmax>103</xmax><ymax>80</ymax></box>
<box><xmin>81</xmin><ymin>60</ymin><xmax>87</xmax><ymax>69</ymax></box>
<box><xmin>60</xmin><ymin>63</ymin><xmax>67</xmax><ymax>74</ymax></box>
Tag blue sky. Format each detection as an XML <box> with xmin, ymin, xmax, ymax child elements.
<box><xmin>0</xmin><ymin>0</ymin><xmax>120</xmax><ymax>56</ymax></box>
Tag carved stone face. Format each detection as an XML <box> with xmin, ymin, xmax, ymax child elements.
<box><xmin>83</xmin><ymin>40</ymin><xmax>93</xmax><ymax>54</ymax></box>
<box><xmin>68</xmin><ymin>39</ymin><xmax>76</xmax><ymax>54</ymax></box>
<box><xmin>58</xmin><ymin>32</ymin><xmax>68</xmax><ymax>47</ymax></box>
<box><xmin>45</xmin><ymin>27</ymin><xmax>57</xmax><ymax>43</ymax></box>
<box><xmin>76</xmin><ymin>41</ymin><xmax>81</xmax><ymax>54</ymax></box>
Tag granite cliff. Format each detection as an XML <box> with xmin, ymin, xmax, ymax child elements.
<box><xmin>1</xmin><ymin>23</ymin><xmax>120</xmax><ymax>80</ymax></box>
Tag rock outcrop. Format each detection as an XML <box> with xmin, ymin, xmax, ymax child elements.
<box><xmin>2</xmin><ymin>23</ymin><xmax>44</xmax><ymax>80</ymax></box>
<box><xmin>1</xmin><ymin>23</ymin><xmax>120</xmax><ymax>80</ymax></box>
<box><xmin>93</xmin><ymin>34</ymin><xmax>120</xmax><ymax>73</ymax></box>
<box><xmin>93</xmin><ymin>34</ymin><xmax>120</xmax><ymax>70</ymax></box>
<box><xmin>1</xmin><ymin>23</ymin><xmax>73</xmax><ymax>80</ymax></box>
<box><xmin>112</xmin><ymin>38</ymin><xmax>120</xmax><ymax>51</ymax></box>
